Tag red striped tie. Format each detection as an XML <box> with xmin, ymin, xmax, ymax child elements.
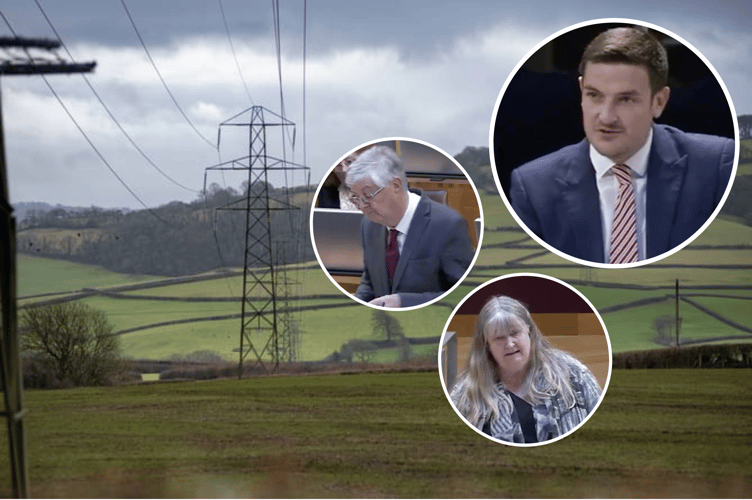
<box><xmin>609</xmin><ymin>164</ymin><xmax>638</xmax><ymax>264</ymax></box>
<box><xmin>386</xmin><ymin>228</ymin><xmax>400</xmax><ymax>284</ymax></box>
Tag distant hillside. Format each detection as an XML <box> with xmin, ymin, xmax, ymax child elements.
<box><xmin>17</xmin><ymin>183</ymin><xmax>314</xmax><ymax>277</ymax></box>
<box><xmin>15</xmin><ymin>147</ymin><xmax>489</xmax><ymax>277</ymax></box>
<box><xmin>453</xmin><ymin>146</ymin><xmax>494</xmax><ymax>193</ymax></box>
<box><xmin>12</xmin><ymin>201</ymin><xmax>119</xmax><ymax>226</ymax></box>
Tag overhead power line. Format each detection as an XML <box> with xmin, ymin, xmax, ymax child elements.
<box><xmin>39</xmin><ymin>76</ymin><xmax>166</xmax><ymax>216</ymax></box>
<box><xmin>0</xmin><ymin>13</ymin><xmax>170</xmax><ymax>225</ymax></box>
<box><xmin>120</xmin><ymin>0</ymin><xmax>217</xmax><ymax>149</ymax></box>
<box><xmin>302</xmin><ymin>0</ymin><xmax>307</xmax><ymax>170</ymax></box>
<box><xmin>217</xmin><ymin>0</ymin><xmax>254</xmax><ymax>106</ymax></box>
<box><xmin>32</xmin><ymin>0</ymin><xmax>200</xmax><ymax>194</ymax></box>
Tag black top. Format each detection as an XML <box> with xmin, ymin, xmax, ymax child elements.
<box><xmin>510</xmin><ymin>392</ymin><xmax>537</xmax><ymax>443</ymax></box>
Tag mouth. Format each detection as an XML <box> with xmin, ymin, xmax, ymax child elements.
<box><xmin>597</xmin><ymin>128</ymin><xmax>623</xmax><ymax>136</ymax></box>
<box><xmin>505</xmin><ymin>349</ymin><xmax>521</xmax><ymax>357</ymax></box>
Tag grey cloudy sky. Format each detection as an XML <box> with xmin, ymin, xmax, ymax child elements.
<box><xmin>2</xmin><ymin>0</ymin><xmax>750</xmax><ymax>209</ymax></box>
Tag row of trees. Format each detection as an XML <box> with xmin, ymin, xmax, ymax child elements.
<box><xmin>16</xmin><ymin>146</ymin><xmax>490</xmax><ymax>277</ymax></box>
<box><xmin>453</xmin><ymin>146</ymin><xmax>494</xmax><ymax>193</ymax></box>
<box><xmin>738</xmin><ymin>114</ymin><xmax>752</xmax><ymax>140</ymax></box>
<box><xmin>21</xmin><ymin>206</ymin><xmax>127</xmax><ymax>230</ymax></box>
<box><xmin>18</xmin><ymin>182</ymin><xmax>313</xmax><ymax>276</ymax></box>
<box><xmin>18</xmin><ymin>302</ymin><xmax>415</xmax><ymax>388</ymax></box>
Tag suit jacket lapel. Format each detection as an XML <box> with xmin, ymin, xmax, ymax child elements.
<box><xmin>646</xmin><ymin>125</ymin><xmax>686</xmax><ymax>258</ymax></box>
<box><xmin>368</xmin><ymin>223</ymin><xmax>390</xmax><ymax>297</ymax></box>
<box><xmin>391</xmin><ymin>196</ymin><xmax>430</xmax><ymax>292</ymax></box>
<box><xmin>558</xmin><ymin>141</ymin><xmax>605</xmax><ymax>263</ymax></box>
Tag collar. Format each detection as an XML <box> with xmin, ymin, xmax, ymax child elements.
<box><xmin>590</xmin><ymin>126</ymin><xmax>652</xmax><ymax>180</ymax></box>
<box><xmin>393</xmin><ymin>191</ymin><xmax>421</xmax><ymax>234</ymax></box>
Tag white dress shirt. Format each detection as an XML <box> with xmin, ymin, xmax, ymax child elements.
<box><xmin>590</xmin><ymin>127</ymin><xmax>652</xmax><ymax>261</ymax></box>
<box><xmin>390</xmin><ymin>191</ymin><xmax>421</xmax><ymax>253</ymax></box>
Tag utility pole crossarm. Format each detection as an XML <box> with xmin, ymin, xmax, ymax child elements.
<box><xmin>0</xmin><ymin>36</ymin><xmax>95</xmax><ymax>75</ymax></box>
<box><xmin>0</xmin><ymin>62</ymin><xmax>96</xmax><ymax>75</ymax></box>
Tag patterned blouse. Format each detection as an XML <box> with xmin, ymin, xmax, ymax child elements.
<box><xmin>461</xmin><ymin>354</ymin><xmax>602</xmax><ymax>444</ymax></box>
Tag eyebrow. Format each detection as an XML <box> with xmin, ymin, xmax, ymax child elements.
<box><xmin>582</xmin><ymin>84</ymin><xmax>642</xmax><ymax>97</ymax></box>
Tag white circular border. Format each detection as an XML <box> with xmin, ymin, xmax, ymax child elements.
<box><xmin>488</xmin><ymin>18</ymin><xmax>740</xmax><ymax>269</ymax></box>
<box><xmin>438</xmin><ymin>272</ymin><xmax>614</xmax><ymax>447</ymax></box>
<box><xmin>309</xmin><ymin>136</ymin><xmax>485</xmax><ymax>311</ymax></box>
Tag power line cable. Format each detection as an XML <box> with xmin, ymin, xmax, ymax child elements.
<box><xmin>0</xmin><ymin>10</ymin><xmax>170</xmax><ymax>225</ymax></box>
<box><xmin>214</xmin><ymin>0</ymin><xmax>251</xmax><ymax>246</ymax></box>
<box><xmin>120</xmin><ymin>0</ymin><xmax>217</xmax><ymax>150</ymax></box>
<box><xmin>39</xmin><ymin>77</ymin><xmax>172</xmax><ymax>225</ymax></box>
<box><xmin>302</xmin><ymin>0</ymin><xmax>307</xmax><ymax>172</ymax></box>
<box><xmin>217</xmin><ymin>0</ymin><xmax>254</xmax><ymax>106</ymax></box>
<box><xmin>270</xmin><ymin>0</ymin><xmax>294</xmax><ymax>229</ymax></box>
<box><xmin>33</xmin><ymin>0</ymin><xmax>200</xmax><ymax>195</ymax></box>
<box><xmin>271</xmin><ymin>0</ymin><xmax>293</xmax><ymax>151</ymax></box>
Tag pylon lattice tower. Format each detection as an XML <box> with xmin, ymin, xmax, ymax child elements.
<box><xmin>205</xmin><ymin>106</ymin><xmax>307</xmax><ymax>376</ymax></box>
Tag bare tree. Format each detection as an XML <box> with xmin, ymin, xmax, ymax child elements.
<box><xmin>371</xmin><ymin>310</ymin><xmax>411</xmax><ymax>361</ymax></box>
<box><xmin>340</xmin><ymin>339</ymin><xmax>377</xmax><ymax>363</ymax></box>
<box><xmin>20</xmin><ymin>302</ymin><xmax>122</xmax><ymax>387</ymax></box>
<box><xmin>371</xmin><ymin>309</ymin><xmax>405</xmax><ymax>342</ymax></box>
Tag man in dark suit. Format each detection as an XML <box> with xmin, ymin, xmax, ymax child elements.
<box><xmin>345</xmin><ymin>145</ymin><xmax>474</xmax><ymax>308</ymax></box>
<box><xmin>509</xmin><ymin>26</ymin><xmax>735</xmax><ymax>264</ymax></box>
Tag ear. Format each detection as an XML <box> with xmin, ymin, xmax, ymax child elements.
<box><xmin>391</xmin><ymin>176</ymin><xmax>403</xmax><ymax>193</ymax></box>
<box><xmin>578</xmin><ymin>75</ymin><xmax>583</xmax><ymax>92</ymax></box>
<box><xmin>652</xmin><ymin>86</ymin><xmax>670</xmax><ymax>119</ymax></box>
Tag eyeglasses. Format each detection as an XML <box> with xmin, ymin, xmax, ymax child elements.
<box><xmin>348</xmin><ymin>186</ymin><xmax>384</xmax><ymax>208</ymax></box>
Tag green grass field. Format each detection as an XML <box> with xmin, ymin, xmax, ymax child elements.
<box><xmin>737</xmin><ymin>163</ymin><xmax>752</xmax><ymax>175</ymax></box>
<box><xmin>7</xmin><ymin>184</ymin><xmax>752</xmax><ymax>498</ymax></box>
<box><xmin>17</xmin><ymin>254</ymin><xmax>158</xmax><ymax>297</ymax></box>
<box><xmin>1</xmin><ymin>370</ymin><xmax>749</xmax><ymax>498</ymax></box>
<box><xmin>15</xmin><ymin>188</ymin><xmax>752</xmax><ymax>362</ymax></box>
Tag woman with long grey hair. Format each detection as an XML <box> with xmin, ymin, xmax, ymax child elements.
<box><xmin>450</xmin><ymin>295</ymin><xmax>602</xmax><ymax>444</ymax></box>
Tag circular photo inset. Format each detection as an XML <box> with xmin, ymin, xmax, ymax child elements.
<box><xmin>490</xmin><ymin>18</ymin><xmax>738</xmax><ymax>268</ymax></box>
<box><xmin>439</xmin><ymin>273</ymin><xmax>612</xmax><ymax>446</ymax></box>
<box><xmin>310</xmin><ymin>137</ymin><xmax>483</xmax><ymax>310</ymax></box>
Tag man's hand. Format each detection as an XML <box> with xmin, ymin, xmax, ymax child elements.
<box><xmin>369</xmin><ymin>294</ymin><xmax>401</xmax><ymax>308</ymax></box>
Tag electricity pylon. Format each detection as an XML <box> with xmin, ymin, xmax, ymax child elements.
<box><xmin>205</xmin><ymin>106</ymin><xmax>307</xmax><ymax>377</ymax></box>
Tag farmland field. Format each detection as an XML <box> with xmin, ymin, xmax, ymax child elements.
<box><xmin>15</xmin><ymin>189</ymin><xmax>752</xmax><ymax>361</ymax></box>
<box><xmin>17</xmin><ymin>254</ymin><xmax>158</xmax><ymax>297</ymax></box>
<box><xmin>8</xmin><ymin>176</ymin><xmax>752</xmax><ymax>498</ymax></box>
<box><xmin>1</xmin><ymin>370</ymin><xmax>749</xmax><ymax>498</ymax></box>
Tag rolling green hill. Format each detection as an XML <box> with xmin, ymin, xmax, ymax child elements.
<box><xmin>16</xmin><ymin>188</ymin><xmax>752</xmax><ymax>362</ymax></box>
<box><xmin>17</xmin><ymin>254</ymin><xmax>157</xmax><ymax>298</ymax></box>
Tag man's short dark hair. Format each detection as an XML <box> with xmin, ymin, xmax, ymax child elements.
<box><xmin>578</xmin><ymin>26</ymin><xmax>669</xmax><ymax>94</ymax></box>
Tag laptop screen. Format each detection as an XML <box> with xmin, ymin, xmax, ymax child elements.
<box><xmin>312</xmin><ymin>208</ymin><xmax>364</xmax><ymax>274</ymax></box>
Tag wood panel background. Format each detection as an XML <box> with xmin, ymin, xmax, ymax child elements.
<box><xmin>447</xmin><ymin>312</ymin><xmax>609</xmax><ymax>390</ymax></box>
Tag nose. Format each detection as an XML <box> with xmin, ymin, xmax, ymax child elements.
<box><xmin>505</xmin><ymin>336</ymin><xmax>516</xmax><ymax>349</ymax></box>
<box><xmin>598</xmin><ymin>99</ymin><xmax>619</xmax><ymax>125</ymax></box>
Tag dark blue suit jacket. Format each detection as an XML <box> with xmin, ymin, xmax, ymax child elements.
<box><xmin>354</xmin><ymin>194</ymin><xmax>474</xmax><ymax>307</ymax></box>
<box><xmin>510</xmin><ymin>124</ymin><xmax>735</xmax><ymax>263</ymax></box>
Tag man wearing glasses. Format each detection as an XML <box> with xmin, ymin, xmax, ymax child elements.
<box><xmin>345</xmin><ymin>145</ymin><xmax>474</xmax><ymax>308</ymax></box>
